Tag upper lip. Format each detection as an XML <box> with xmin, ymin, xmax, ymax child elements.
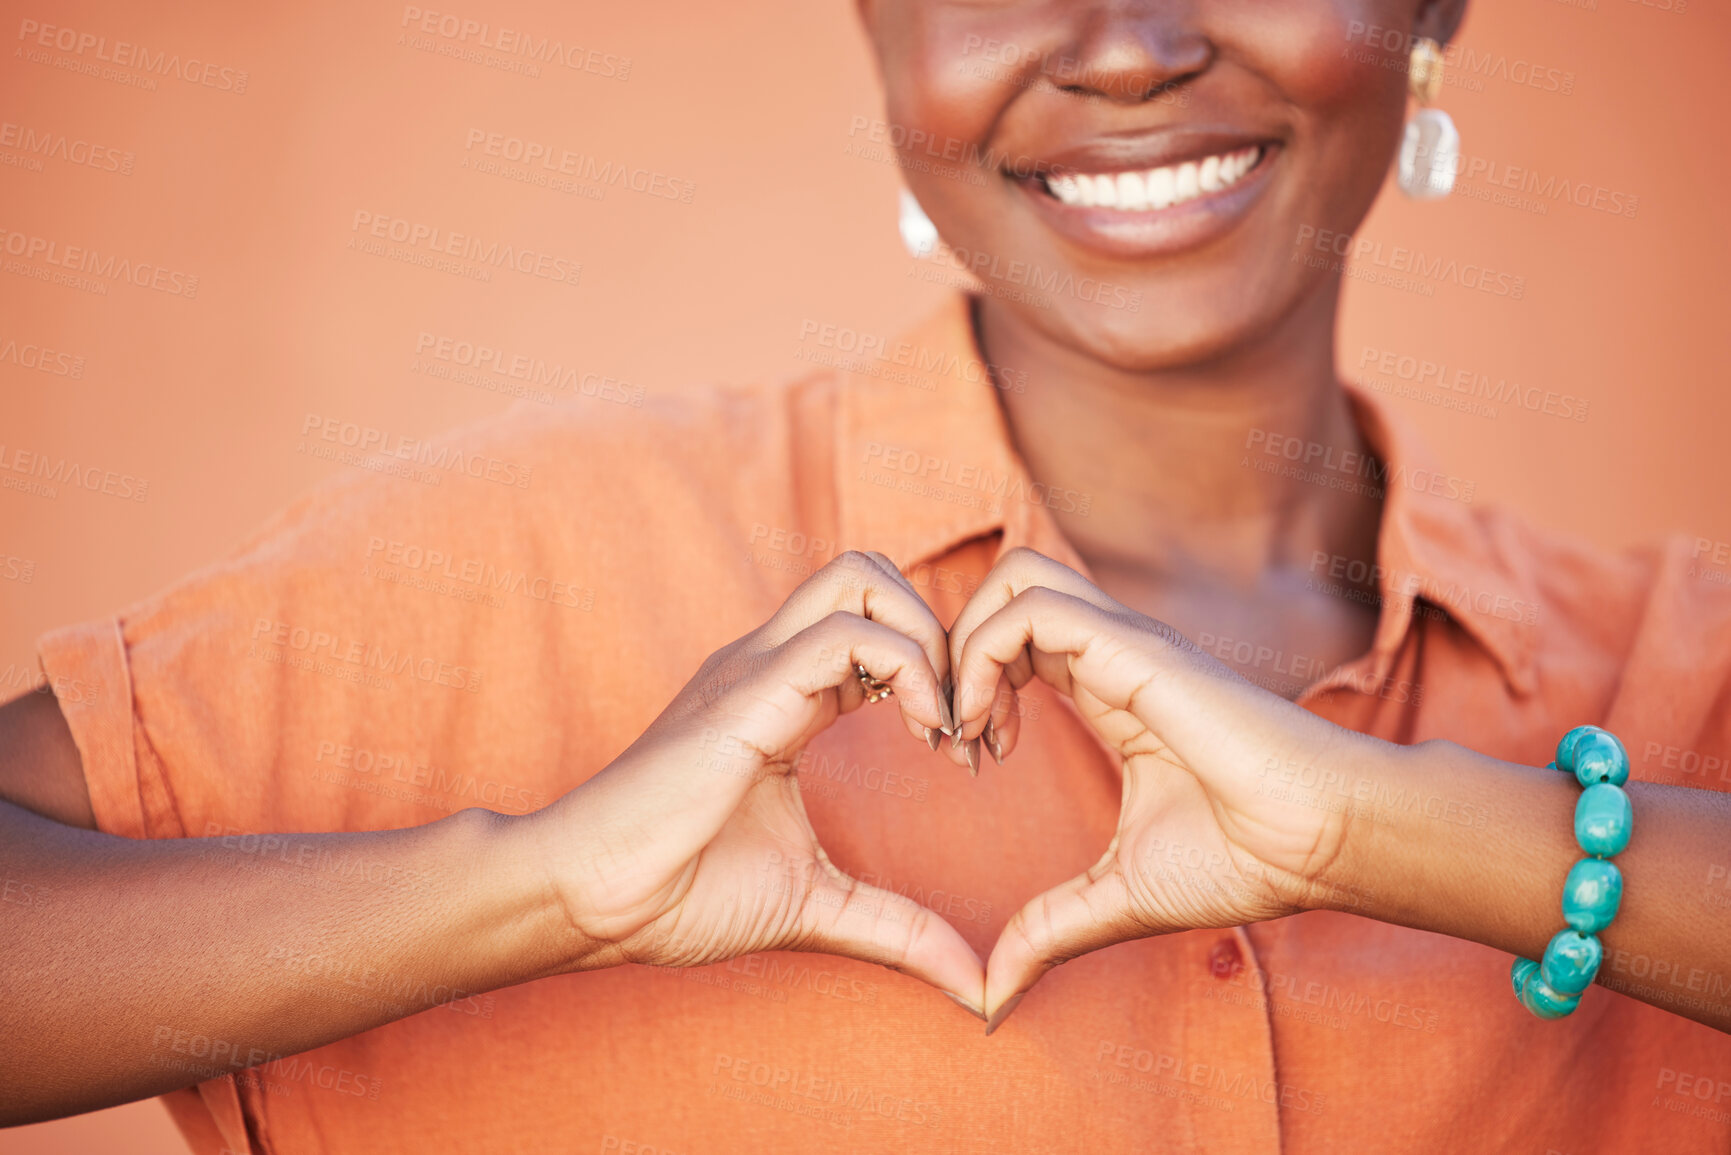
<box><xmin>1014</xmin><ymin>128</ymin><xmax>1281</xmax><ymax>179</ymax></box>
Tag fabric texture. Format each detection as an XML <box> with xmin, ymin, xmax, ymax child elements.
<box><xmin>37</xmin><ymin>294</ymin><xmax>1731</xmax><ymax>1153</ymax></box>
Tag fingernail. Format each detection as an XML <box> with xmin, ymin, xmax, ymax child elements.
<box><xmin>984</xmin><ymin>992</ymin><xmax>1025</xmax><ymax>1036</ymax></box>
<box><xmin>982</xmin><ymin>721</ymin><xmax>1000</xmax><ymax>765</ymax></box>
<box><xmin>925</xmin><ymin>726</ymin><xmax>941</xmax><ymax>752</ymax></box>
<box><xmin>938</xmin><ymin>677</ymin><xmax>956</xmax><ymax>735</ymax></box>
<box><xmin>964</xmin><ymin>738</ymin><xmax>980</xmax><ymax>777</ymax></box>
<box><xmin>942</xmin><ymin>991</ymin><xmax>987</xmax><ymax>1021</ymax></box>
<box><xmin>989</xmin><ymin>726</ymin><xmax>1008</xmax><ymax>765</ymax></box>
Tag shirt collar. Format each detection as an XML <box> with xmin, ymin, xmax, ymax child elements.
<box><xmin>834</xmin><ymin>293</ymin><xmax>1538</xmax><ymax>696</ymax></box>
<box><xmin>1336</xmin><ymin>381</ymin><xmax>1539</xmax><ymax>695</ymax></box>
<box><xmin>835</xmin><ymin>294</ymin><xmax>1033</xmax><ymax>570</ymax></box>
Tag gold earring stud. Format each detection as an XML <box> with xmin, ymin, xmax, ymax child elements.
<box><xmin>1408</xmin><ymin>37</ymin><xmax>1445</xmax><ymax>106</ymax></box>
<box><xmin>1396</xmin><ymin>36</ymin><xmax>1458</xmax><ymax>200</ymax></box>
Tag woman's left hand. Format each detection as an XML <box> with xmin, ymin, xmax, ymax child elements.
<box><xmin>945</xmin><ymin>548</ymin><xmax>1400</xmax><ymax>1031</ymax></box>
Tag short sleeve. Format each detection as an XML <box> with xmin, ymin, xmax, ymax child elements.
<box><xmin>38</xmin><ymin>617</ymin><xmax>155</xmax><ymax>836</ymax></box>
<box><xmin>25</xmin><ymin>384</ymin><xmax>820</xmax><ymax>1154</ymax></box>
<box><xmin>29</xmin><ymin>386</ymin><xmax>816</xmax><ymax>845</ymax></box>
<box><xmin>1609</xmin><ymin>533</ymin><xmax>1731</xmax><ymax>793</ymax></box>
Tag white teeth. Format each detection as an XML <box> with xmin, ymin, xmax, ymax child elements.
<box><xmin>1092</xmin><ymin>172</ymin><xmax>1118</xmax><ymax>207</ymax></box>
<box><xmin>1043</xmin><ymin>145</ymin><xmax>1263</xmax><ymax>211</ymax></box>
<box><xmin>1174</xmin><ymin>161</ymin><xmax>1199</xmax><ymax>200</ymax></box>
<box><xmin>1199</xmin><ymin>154</ymin><xmax>1222</xmax><ymax>192</ymax></box>
<box><xmin>1117</xmin><ymin>171</ymin><xmax>1148</xmax><ymax>210</ymax></box>
<box><xmin>1147</xmin><ymin>166</ymin><xmax>1175</xmax><ymax>209</ymax></box>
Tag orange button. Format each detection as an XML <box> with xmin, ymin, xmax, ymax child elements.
<box><xmin>1208</xmin><ymin>938</ymin><xmax>1243</xmax><ymax>980</ymax></box>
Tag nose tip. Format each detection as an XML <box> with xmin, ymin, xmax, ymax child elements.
<box><xmin>1059</xmin><ymin>11</ymin><xmax>1213</xmax><ymax>103</ymax></box>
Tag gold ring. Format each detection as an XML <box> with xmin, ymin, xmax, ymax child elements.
<box><xmin>853</xmin><ymin>662</ymin><xmax>893</xmax><ymax>703</ymax></box>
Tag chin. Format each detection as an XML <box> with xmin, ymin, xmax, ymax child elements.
<box><xmin>999</xmin><ymin>278</ymin><xmax>1306</xmax><ymax>376</ymax></box>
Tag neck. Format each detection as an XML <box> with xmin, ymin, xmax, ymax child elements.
<box><xmin>976</xmin><ymin>287</ymin><xmax>1381</xmax><ymax>598</ymax></box>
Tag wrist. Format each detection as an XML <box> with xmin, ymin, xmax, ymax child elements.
<box><xmin>449</xmin><ymin>804</ymin><xmax>596</xmax><ymax>983</ymax></box>
<box><xmin>1297</xmin><ymin>734</ymin><xmax>1432</xmax><ymax>919</ymax></box>
<box><xmin>1308</xmin><ymin>738</ymin><xmax>1579</xmax><ymax>949</ymax></box>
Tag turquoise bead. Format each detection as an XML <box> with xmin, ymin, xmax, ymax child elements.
<box><xmin>1556</xmin><ymin>725</ymin><xmax>1601</xmax><ymax>775</ymax></box>
<box><xmin>1575</xmin><ymin>783</ymin><xmax>1633</xmax><ymax>857</ymax></box>
<box><xmin>1539</xmin><ymin>930</ymin><xmax>1603</xmax><ymax>996</ymax></box>
<box><xmin>1562</xmin><ymin>858</ymin><xmax>1623</xmax><ymax>932</ymax></box>
<box><xmin>1573</xmin><ymin>731</ymin><xmax>1630</xmax><ymax>788</ymax></box>
<box><xmin>1511</xmin><ymin>956</ymin><xmax>1539</xmax><ymax>999</ymax></box>
<box><xmin>1520</xmin><ymin>970</ymin><xmax>1583</xmax><ymax>1019</ymax></box>
<box><xmin>1518</xmin><ymin>726</ymin><xmax>1632</xmax><ymax>1021</ymax></box>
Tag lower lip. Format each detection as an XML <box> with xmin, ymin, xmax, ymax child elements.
<box><xmin>1015</xmin><ymin>145</ymin><xmax>1281</xmax><ymax>261</ymax></box>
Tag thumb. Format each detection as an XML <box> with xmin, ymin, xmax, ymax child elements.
<box><xmin>983</xmin><ymin>868</ymin><xmax>1138</xmax><ymax>1034</ymax></box>
<box><xmin>793</xmin><ymin>855</ymin><xmax>987</xmax><ymax>1020</ymax></box>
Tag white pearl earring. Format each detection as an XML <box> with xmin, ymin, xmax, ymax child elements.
<box><xmin>1396</xmin><ymin>38</ymin><xmax>1458</xmax><ymax>200</ymax></box>
<box><xmin>899</xmin><ymin>188</ymin><xmax>940</xmax><ymax>258</ymax></box>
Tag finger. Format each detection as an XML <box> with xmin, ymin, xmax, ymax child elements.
<box><xmin>977</xmin><ymin>640</ymin><xmax>1036</xmax><ymax>763</ymax></box>
<box><xmin>857</xmin><ymin>549</ymin><xmax>969</xmax><ymax>758</ymax></box>
<box><xmin>827</xmin><ymin>562</ymin><xmax>897</xmax><ymax>726</ymax></box>
<box><xmin>949</xmin><ymin>547</ymin><xmax>1120</xmax><ymax>684</ymax></box>
<box><xmin>861</xmin><ymin>550</ymin><xmax>923</xmax><ymax>603</ymax></box>
<box><xmin>658</xmin><ymin>614</ymin><xmax>945</xmax><ymax>849</ymax></box>
<box><xmin>832</xmin><ymin>661</ymin><xmax>868</xmax><ymax>716</ymax></box>
<box><xmin>982</xmin><ymin>672</ymin><xmax>1019</xmax><ymax>766</ymax></box>
<box><xmin>796</xmin><ymin>853</ymin><xmax>987</xmax><ymax>1019</ymax></box>
<box><xmin>771</xmin><ymin>612</ymin><xmax>949</xmax><ymax>745</ymax></box>
<box><xmin>617</xmin><ymin>602</ymin><xmax>951</xmax><ymax>870</ymax></box>
<box><xmin>953</xmin><ymin>586</ymin><xmax>1129</xmax><ymax>739</ymax></box>
<box><xmin>982</xmin><ymin>869</ymin><xmax>1139</xmax><ymax>1034</ymax></box>
<box><xmin>860</xmin><ymin>551</ymin><xmax>960</xmax><ymax>753</ymax></box>
<box><xmin>760</xmin><ymin>551</ymin><xmax>954</xmax><ymax>738</ymax></box>
<box><xmin>854</xmin><ymin>550</ymin><xmax>973</xmax><ymax>766</ymax></box>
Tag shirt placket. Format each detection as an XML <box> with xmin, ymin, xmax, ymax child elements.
<box><xmin>1000</xmin><ymin>476</ymin><xmax>1285</xmax><ymax>1154</ymax></box>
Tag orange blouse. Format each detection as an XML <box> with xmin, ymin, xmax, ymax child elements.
<box><xmin>39</xmin><ymin>294</ymin><xmax>1731</xmax><ymax>1153</ymax></box>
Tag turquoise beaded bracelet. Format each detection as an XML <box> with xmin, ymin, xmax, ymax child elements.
<box><xmin>1510</xmin><ymin>725</ymin><xmax>1633</xmax><ymax>1019</ymax></box>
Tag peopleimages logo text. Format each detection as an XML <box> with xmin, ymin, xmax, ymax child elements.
<box><xmin>0</xmin><ymin>227</ymin><xmax>199</xmax><ymax>297</ymax></box>
<box><xmin>15</xmin><ymin>19</ymin><xmax>249</xmax><ymax>92</ymax></box>
<box><xmin>398</xmin><ymin>7</ymin><xmax>630</xmax><ymax>79</ymax></box>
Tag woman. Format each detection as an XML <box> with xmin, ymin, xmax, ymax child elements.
<box><xmin>4</xmin><ymin>0</ymin><xmax>1728</xmax><ymax>1151</ymax></box>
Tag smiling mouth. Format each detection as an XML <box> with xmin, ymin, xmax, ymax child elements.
<box><xmin>1037</xmin><ymin>145</ymin><xmax>1267</xmax><ymax>212</ymax></box>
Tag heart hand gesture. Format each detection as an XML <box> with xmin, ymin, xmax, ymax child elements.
<box><xmin>535</xmin><ymin>545</ymin><xmax>1383</xmax><ymax>1031</ymax></box>
<box><xmin>944</xmin><ymin>548</ymin><xmax>1385</xmax><ymax>1030</ymax></box>
<box><xmin>528</xmin><ymin>550</ymin><xmax>987</xmax><ymax>1014</ymax></box>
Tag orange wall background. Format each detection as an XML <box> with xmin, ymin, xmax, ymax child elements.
<box><xmin>2</xmin><ymin>0</ymin><xmax>1726</xmax><ymax>1150</ymax></box>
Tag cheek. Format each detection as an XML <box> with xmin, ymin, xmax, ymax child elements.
<box><xmin>1234</xmin><ymin>3</ymin><xmax>1411</xmax><ymax>114</ymax></box>
<box><xmin>1237</xmin><ymin>6</ymin><xmax>1412</xmax><ymax>210</ymax></box>
<box><xmin>878</xmin><ymin>5</ymin><xmax>1073</xmax><ymax>189</ymax></box>
<box><xmin>877</xmin><ymin>37</ymin><xmax>1027</xmax><ymax>253</ymax></box>
<box><xmin>880</xmin><ymin>30</ymin><xmax>1008</xmax><ymax>171</ymax></box>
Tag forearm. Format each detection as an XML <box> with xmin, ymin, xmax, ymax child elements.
<box><xmin>0</xmin><ymin>799</ymin><xmax>574</xmax><ymax>1125</ymax></box>
<box><xmin>1317</xmin><ymin>738</ymin><xmax>1731</xmax><ymax>1032</ymax></box>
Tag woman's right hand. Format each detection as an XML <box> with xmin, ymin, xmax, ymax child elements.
<box><xmin>524</xmin><ymin>551</ymin><xmax>987</xmax><ymax>1016</ymax></box>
